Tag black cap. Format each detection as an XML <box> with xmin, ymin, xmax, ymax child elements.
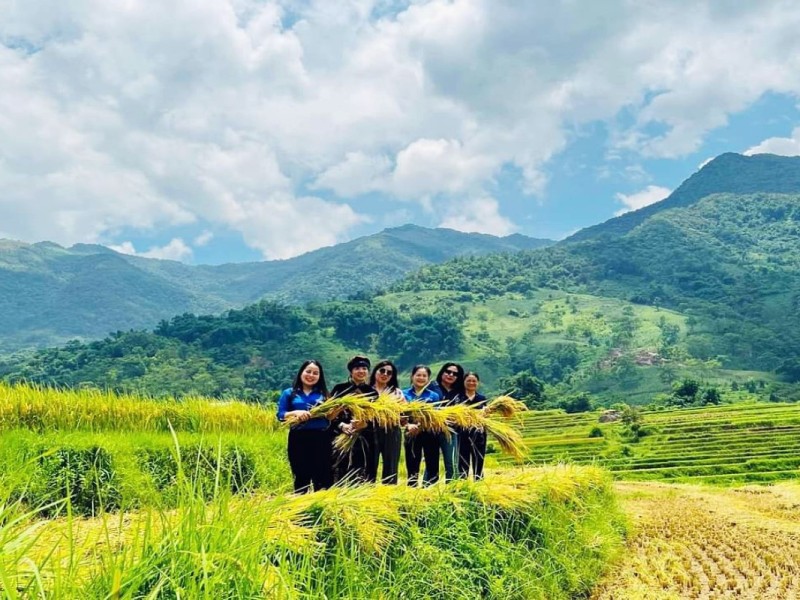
<box><xmin>347</xmin><ymin>355</ymin><xmax>371</xmax><ymax>371</ymax></box>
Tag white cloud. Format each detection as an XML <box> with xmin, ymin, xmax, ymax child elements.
<box><xmin>193</xmin><ymin>230</ymin><xmax>214</xmax><ymax>247</ymax></box>
<box><xmin>439</xmin><ymin>196</ymin><xmax>515</xmax><ymax>236</ymax></box>
<box><xmin>313</xmin><ymin>152</ymin><xmax>393</xmax><ymax>197</ymax></box>
<box><xmin>744</xmin><ymin>127</ymin><xmax>800</xmax><ymax>156</ymax></box>
<box><xmin>3</xmin><ymin>0</ymin><xmax>800</xmax><ymax>257</ymax></box>
<box><xmin>697</xmin><ymin>156</ymin><xmax>715</xmax><ymax>170</ymax></box>
<box><xmin>109</xmin><ymin>238</ymin><xmax>193</xmax><ymax>261</ymax></box>
<box><xmin>615</xmin><ymin>185</ymin><xmax>671</xmax><ymax>215</ymax></box>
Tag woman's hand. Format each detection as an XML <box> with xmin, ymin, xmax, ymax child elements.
<box><xmin>405</xmin><ymin>423</ymin><xmax>419</xmax><ymax>436</ymax></box>
<box><xmin>340</xmin><ymin>422</ymin><xmax>356</xmax><ymax>435</ymax></box>
<box><xmin>285</xmin><ymin>410</ymin><xmax>312</xmax><ymax>423</ymax></box>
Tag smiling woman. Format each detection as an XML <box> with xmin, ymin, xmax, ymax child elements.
<box><xmin>276</xmin><ymin>359</ymin><xmax>333</xmax><ymax>493</ymax></box>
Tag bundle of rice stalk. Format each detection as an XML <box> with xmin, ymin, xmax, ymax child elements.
<box><xmin>439</xmin><ymin>404</ymin><xmax>485</xmax><ymax>429</ymax></box>
<box><xmin>283</xmin><ymin>393</ymin><xmax>377</xmax><ymax>426</ymax></box>
<box><xmin>402</xmin><ymin>401</ymin><xmax>451</xmax><ymax>436</ymax></box>
<box><xmin>485</xmin><ymin>395</ymin><xmax>527</xmax><ymax>418</ymax></box>
<box><xmin>482</xmin><ymin>417</ymin><xmax>527</xmax><ymax>460</ymax></box>
<box><xmin>367</xmin><ymin>392</ymin><xmax>406</xmax><ymax>429</ymax></box>
<box><xmin>332</xmin><ymin>431</ymin><xmax>360</xmax><ymax>457</ymax></box>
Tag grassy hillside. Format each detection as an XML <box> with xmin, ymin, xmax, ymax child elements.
<box><xmin>394</xmin><ymin>192</ymin><xmax>800</xmax><ymax>375</ymax></box>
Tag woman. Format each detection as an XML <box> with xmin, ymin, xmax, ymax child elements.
<box><xmin>276</xmin><ymin>359</ymin><xmax>333</xmax><ymax>493</ymax></box>
<box><xmin>402</xmin><ymin>365</ymin><xmax>441</xmax><ymax>487</ymax></box>
<box><xmin>458</xmin><ymin>371</ymin><xmax>488</xmax><ymax>480</ymax></box>
<box><xmin>369</xmin><ymin>360</ymin><xmax>405</xmax><ymax>484</ymax></box>
<box><xmin>431</xmin><ymin>362</ymin><xmax>466</xmax><ymax>481</ymax></box>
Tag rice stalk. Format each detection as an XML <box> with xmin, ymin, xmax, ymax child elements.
<box><xmin>482</xmin><ymin>418</ymin><xmax>527</xmax><ymax>460</ymax></box>
<box><xmin>484</xmin><ymin>395</ymin><xmax>527</xmax><ymax>418</ymax></box>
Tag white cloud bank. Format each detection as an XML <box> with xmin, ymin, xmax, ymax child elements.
<box><xmin>110</xmin><ymin>238</ymin><xmax>193</xmax><ymax>261</ymax></box>
<box><xmin>615</xmin><ymin>185</ymin><xmax>672</xmax><ymax>215</ymax></box>
<box><xmin>439</xmin><ymin>197</ymin><xmax>516</xmax><ymax>236</ymax></box>
<box><xmin>744</xmin><ymin>127</ymin><xmax>800</xmax><ymax>157</ymax></box>
<box><xmin>3</xmin><ymin>1</ymin><xmax>800</xmax><ymax>258</ymax></box>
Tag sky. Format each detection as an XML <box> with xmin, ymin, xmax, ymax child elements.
<box><xmin>2</xmin><ymin>0</ymin><xmax>800</xmax><ymax>264</ymax></box>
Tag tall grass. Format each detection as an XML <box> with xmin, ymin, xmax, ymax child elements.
<box><xmin>0</xmin><ymin>382</ymin><xmax>277</xmax><ymax>434</ymax></box>
<box><xmin>2</xmin><ymin>459</ymin><xmax>625</xmax><ymax>599</ymax></box>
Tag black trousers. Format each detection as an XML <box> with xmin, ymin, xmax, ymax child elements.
<box><xmin>405</xmin><ymin>431</ymin><xmax>440</xmax><ymax>486</ymax></box>
<box><xmin>345</xmin><ymin>429</ymin><xmax>379</xmax><ymax>484</ymax></box>
<box><xmin>287</xmin><ymin>428</ymin><xmax>334</xmax><ymax>493</ymax></box>
<box><xmin>375</xmin><ymin>426</ymin><xmax>402</xmax><ymax>484</ymax></box>
<box><xmin>458</xmin><ymin>428</ymin><xmax>487</xmax><ymax>480</ymax></box>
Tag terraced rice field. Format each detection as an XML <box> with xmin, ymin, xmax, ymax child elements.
<box><xmin>496</xmin><ymin>402</ymin><xmax>800</xmax><ymax>483</ymax></box>
<box><xmin>593</xmin><ymin>481</ymin><xmax>800</xmax><ymax>599</ymax></box>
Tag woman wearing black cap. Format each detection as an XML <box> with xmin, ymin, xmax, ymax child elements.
<box><xmin>331</xmin><ymin>355</ymin><xmax>378</xmax><ymax>483</ymax></box>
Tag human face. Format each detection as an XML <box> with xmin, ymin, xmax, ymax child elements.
<box><xmin>301</xmin><ymin>364</ymin><xmax>320</xmax><ymax>388</ymax></box>
<box><xmin>375</xmin><ymin>365</ymin><xmax>393</xmax><ymax>384</ymax></box>
<box><xmin>351</xmin><ymin>365</ymin><xmax>369</xmax><ymax>384</ymax></box>
<box><xmin>464</xmin><ymin>375</ymin><xmax>479</xmax><ymax>394</ymax></box>
<box><xmin>441</xmin><ymin>366</ymin><xmax>459</xmax><ymax>388</ymax></box>
<box><xmin>412</xmin><ymin>368</ymin><xmax>429</xmax><ymax>389</ymax></box>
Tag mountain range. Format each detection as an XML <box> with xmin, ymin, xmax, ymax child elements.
<box><xmin>0</xmin><ymin>225</ymin><xmax>550</xmax><ymax>352</ymax></box>
<box><xmin>3</xmin><ymin>152</ymin><xmax>800</xmax><ymax>404</ymax></box>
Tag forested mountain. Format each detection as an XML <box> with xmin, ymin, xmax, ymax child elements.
<box><xmin>568</xmin><ymin>153</ymin><xmax>800</xmax><ymax>241</ymax></box>
<box><xmin>4</xmin><ymin>153</ymin><xmax>800</xmax><ymax>405</ymax></box>
<box><xmin>396</xmin><ymin>192</ymin><xmax>800</xmax><ymax>372</ymax></box>
<box><xmin>0</xmin><ymin>226</ymin><xmax>549</xmax><ymax>352</ymax></box>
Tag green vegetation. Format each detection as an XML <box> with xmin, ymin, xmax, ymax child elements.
<box><xmin>0</xmin><ymin>385</ymin><xmax>624</xmax><ymax>599</ymax></box>
<box><xmin>0</xmin><ymin>226</ymin><xmax>549</xmax><ymax>352</ymax></box>
<box><xmin>495</xmin><ymin>401</ymin><xmax>800</xmax><ymax>484</ymax></box>
<box><xmin>1</xmin><ymin>465</ymin><xmax>623</xmax><ymax>599</ymax></box>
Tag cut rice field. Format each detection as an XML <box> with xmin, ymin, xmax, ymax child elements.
<box><xmin>593</xmin><ymin>480</ymin><xmax>800</xmax><ymax>599</ymax></box>
<box><xmin>495</xmin><ymin>402</ymin><xmax>800</xmax><ymax>484</ymax></box>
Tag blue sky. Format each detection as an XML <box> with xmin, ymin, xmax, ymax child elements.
<box><xmin>2</xmin><ymin>1</ymin><xmax>800</xmax><ymax>264</ymax></box>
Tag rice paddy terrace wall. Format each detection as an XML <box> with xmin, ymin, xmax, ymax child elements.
<box><xmin>499</xmin><ymin>402</ymin><xmax>800</xmax><ymax>483</ymax></box>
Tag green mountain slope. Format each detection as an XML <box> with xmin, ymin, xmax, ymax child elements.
<box><xmin>0</xmin><ymin>226</ymin><xmax>550</xmax><ymax>352</ymax></box>
<box><xmin>567</xmin><ymin>152</ymin><xmax>800</xmax><ymax>242</ymax></box>
<box><xmin>395</xmin><ymin>192</ymin><xmax>800</xmax><ymax>372</ymax></box>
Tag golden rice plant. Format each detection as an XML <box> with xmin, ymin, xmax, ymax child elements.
<box><xmin>0</xmin><ymin>382</ymin><xmax>277</xmax><ymax>434</ymax></box>
<box><xmin>484</xmin><ymin>395</ymin><xmax>527</xmax><ymax>418</ymax></box>
<box><xmin>482</xmin><ymin>417</ymin><xmax>527</xmax><ymax>460</ymax></box>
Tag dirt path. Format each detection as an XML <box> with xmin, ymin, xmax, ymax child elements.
<box><xmin>593</xmin><ymin>481</ymin><xmax>800</xmax><ymax>599</ymax></box>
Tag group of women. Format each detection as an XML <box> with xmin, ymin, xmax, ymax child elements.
<box><xmin>276</xmin><ymin>356</ymin><xmax>487</xmax><ymax>493</ymax></box>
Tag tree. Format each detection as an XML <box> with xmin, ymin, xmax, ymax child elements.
<box><xmin>499</xmin><ymin>371</ymin><xmax>546</xmax><ymax>409</ymax></box>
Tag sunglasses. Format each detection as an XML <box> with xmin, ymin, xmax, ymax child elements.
<box><xmin>377</xmin><ymin>367</ymin><xmax>394</xmax><ymax>375</ymax></box>
<box><xmin>443</xmin><ymin>369</ymin><xmax>459</xmax><ymax>376</ymax></box>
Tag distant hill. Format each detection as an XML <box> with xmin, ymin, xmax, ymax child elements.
<box><xmin>567</xmin><ymin>153</ymin><xmax>800</xmax><ymax>242</ymax></box>
<box><xmin>0</xmin><ymin>226</ymin><xmax>551</xmax><ymax>352</ymax></box>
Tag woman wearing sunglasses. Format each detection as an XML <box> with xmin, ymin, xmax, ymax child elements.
<box><xmin>431</xmin><ymin>362</ymin><xmax>466</xmax><ymax>482</ymax></box>
<box><xmin>369</xmin><ymin>360</ymin><xmax>405</xmax><ymax>484</ymax></box>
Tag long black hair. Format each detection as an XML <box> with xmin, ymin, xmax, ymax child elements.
<box><xmin>369</xmin><ymin>359</ymin><xmax>400</xmax><ymax>390</ymax></box>
<box><xmin>436</xmin><ymin>362</ymin><xmax>465</xmax><ymax>395</ymax></box>
<box><xmin>292</xmin><ymin>359</ymin><xmax>329</xmax><ymax>397</ymax></box>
